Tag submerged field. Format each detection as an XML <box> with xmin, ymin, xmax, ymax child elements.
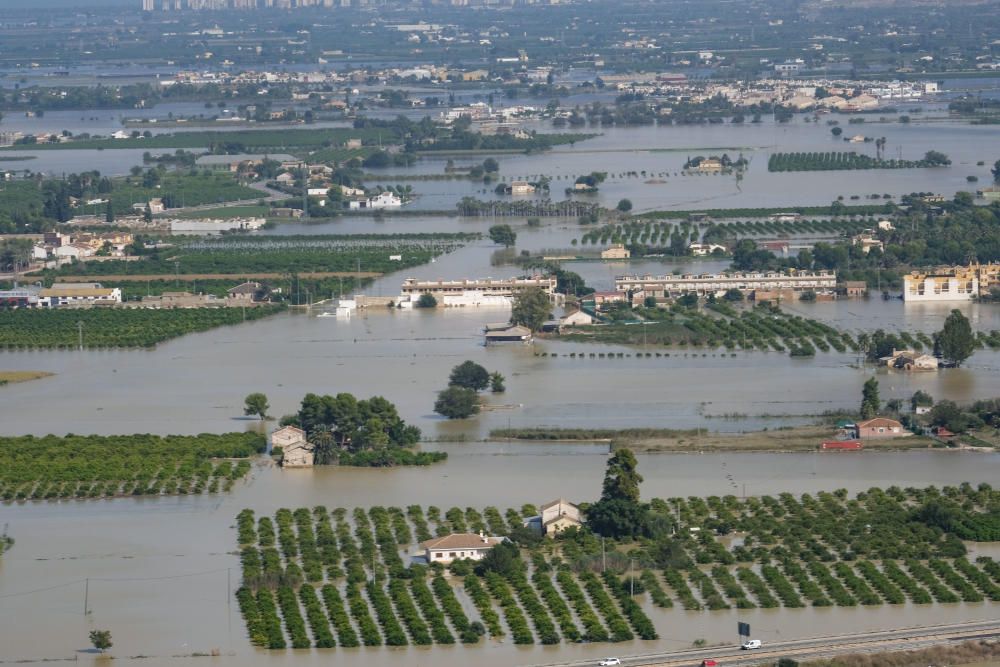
<box><xmin>235</xmin><ymin>484</ymin><xmax>1000</xmax><ymax>651</ymax></box>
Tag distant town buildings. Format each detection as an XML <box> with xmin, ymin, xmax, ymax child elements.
<box><xmin>398</xmin><ymin>275</ymin><xmax>557</xmax><ymax>308</ymax></box>
<box><xmin>615</xmin><ymin>271</ymin><xmax>837</xmax><ymax>299</ymax></box>
<box><xmin>902</xmin><ymin>264</ymin><xmax>1000</xmax><ymax>302</ymax></box>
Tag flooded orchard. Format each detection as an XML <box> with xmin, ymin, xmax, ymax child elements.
<box><xmin>2</xmin><ymin>450</ymin><xmax>999</xmax><ymax>666</ymax></box>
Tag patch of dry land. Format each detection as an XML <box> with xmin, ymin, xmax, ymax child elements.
<box><xmin>0</xmin><ymin>371</ymin><xmax>53</xmax><ymax>385</ymax></box>
<box><xmin>491</xmin><ymin>425</ymin><xmax>937</xmax><ymax>452</ymax></box>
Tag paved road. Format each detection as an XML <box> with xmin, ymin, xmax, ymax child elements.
<box><xmin>530</xmin><ymin>619</ymin><xmax>1000</xmax><ymax>667</ymax></box>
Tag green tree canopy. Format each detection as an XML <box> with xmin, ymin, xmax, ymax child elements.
<box><xmin>416</xmin><ymin>293</ymin><xmax>437</xmax><ymax>308</ymax></box>
<box><xmin>243</xmin><ymin>392</ymin><xmax>270</xmax><ymax>420</ymax></box>
<box><xmin>510</xmin><ymin>287</ymin><xmax>552</xmax><ymax>332</ymax></box>
<box><xmin>616</xmin><ymin>198</ymin><xmax>633</xmax><ymax>212</ymax></box>
<box><xmin>488</xmin><ymin>224</ymin><xmax>517</xmax><ymax>247</ymax></box>
<box><xmin>490</xmin><ymin>372</ymin><xmax>506</xmax><ymax>393</ymax></box>
<box><xmin>601</xmin><ymin>449</ymin><xmax>643</xmax><ymax>504</ymax></box>
<box><xmin>860</xmin><ymin>377</ymin><xmax>880</xmax><ymax>419</ymax></box>
<box><xmin>434</xmin><ymin>386</ymin><xmax>480</xmax><ymax>419</ymax></box>
<box><xmin>294</xmin><ymin>392</ymin><xmax>420</xmax><ymax>457</ymax></box>
<box><xmin>90</xmin><ymin>629</ymin><xmax>113</xmax><ymax>653</ymax></box>
<box><xmin>449</xmin><ymin>360</ymin><xmax>490</xmax><ymax>391</ymax></box>
<box><xmin>475</xmin><ymin>540</ymin><xmax>521</xmax><ymax>577</ymax></box>
<box><xmin>938</xmin><ymin>309</ymin><xmax>975</xmax><ymax>366</ymax></box>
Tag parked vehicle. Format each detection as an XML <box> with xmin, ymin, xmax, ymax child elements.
<box><xmin>599</xmin><ymin>659</ymin><xmax>622</xmax><ymax>666</ymax></box>
<box><xmin>741</xmin><ymin>640</ymin><xmax>762</xmax><ymax>650</ymax></box>
<box><xmin>701</xmin><ymin>660</ymin><xmax>719</xmax><ymax>666</ymax></box>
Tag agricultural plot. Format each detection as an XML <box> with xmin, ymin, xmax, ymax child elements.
<box><xmin>234</xmin><ymin>485</ymin><xmax>1000</xmax><ymax>652</ymax></box>
<box><xmin>576</xmin><ymin>218</ymin><xmax>871</xmax><ymax>249</ymax></box>
<box><xmin>768</xmin><ymin>152</ymin><xmax>938</xmax><ymax>172</ymax></box>
<box><xmin>0</xmin><ymin>433</ymin><xmax>263</xmax><ymax>502</ymax></box>
<box><xmin>0</xmin><ymin>305</ymin><xmax>284</xmax><ymax>349</ymax></box>
<box><xmin>45</xmin><ymin>234</ymin><xmax>474</xmax><ymax>278</ymax></box>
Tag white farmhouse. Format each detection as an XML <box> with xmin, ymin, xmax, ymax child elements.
<box><xmin>419</xmin><ymin>532</ymin><xmax>504</xmax><ymax>564</ymax></box>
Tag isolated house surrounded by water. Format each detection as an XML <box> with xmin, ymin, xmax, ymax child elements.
<box><xmin>419</xmin><ymin>532</ymin><xmax>504</xmax><ymax>564</ymax></box>
<box><xmin>272</xmin><ymin>426</ymin><xmax>315</xmax><ymax>467</ymax></box>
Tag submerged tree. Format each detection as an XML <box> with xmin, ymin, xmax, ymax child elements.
<box><xmin>89</xmin><ymin>629</ymin><xmax>113</xmax><ymax>654</ymax></box>
<box><xmin>449</xmin><ymin>361</ymin><xmax>490</xmax><ymax>392</ymax></box>
<box><xmin>243</xmin><ymin>393</ymin><xmax>270</xmax><ymax>420</ymax></box>
<box><xmin>937</xmin><ymin>309</ymin><xmax>975</xmax><ymax>367</ymax></box>
<box><xmin>510</xmin><ymin>287</ymin><xmax>552</xmax><ymax>332</ymax></box>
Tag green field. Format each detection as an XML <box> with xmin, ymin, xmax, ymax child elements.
<box><xmin>0</xmin><ymin>433</ymin><xmax>265</xmax><ymax>501</ymax></box>
<box><xmin>166</xmin><ymin>205</ymin><xmax>270</xmax><ymax>220</ymax></box>
<box><xmin>0</xmin><ymin>306</ymin><xmax>285</xmax><ymax>349</ymax></box>
<box><xmin>1</xmin><ymin>128</ymin><xmax>394</xmax><ymax>152</ymax></box>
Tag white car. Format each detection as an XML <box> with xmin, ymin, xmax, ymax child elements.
<box><xmin>741</xmin><ymin>639</ymin><xmax>762</xmax><ymax>650</ymax></box>
<box><xmin>599</xmin><ymin>659</ymin><xmax>622</xmax><ymax>666</ymax></box>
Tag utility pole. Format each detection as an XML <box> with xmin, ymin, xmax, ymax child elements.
<box><xmin>77</xmin><ymin>321</ymin><xmax>84</xmax><ymax>351</ymax></box>
<box><xmin>174</xmin><ymin>260</ymin><xmax>180</xmax><ymax>286</ymax></box>
<box><xmin>84</xmin><ymin>578</ymin><xmax>89</xmax><ymax>615</ymax></box>
<box><xmin>630</xmin><ymin>558</ymin><xmax>634</xmax><ymax>596</ymax></box>
<box><xmin>601</xmin><ymin>537</ymin><xmax>606</xmax><ymax>573</ymax></box>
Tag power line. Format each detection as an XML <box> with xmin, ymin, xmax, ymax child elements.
<box><xmin>0</xmin><ymin>567</ymin><xmax>231</xmax><ymax>599</ymax></box>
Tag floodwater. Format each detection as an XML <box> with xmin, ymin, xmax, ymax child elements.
<box><xmin>3</xmin><ymin>86</ymin><xmax>1000</xmax><ymax>667</ymax></box>
<box><xmin>2</xmin><ymin>450</ymin><xmax>999</xmax><ymax>666</ymax></box>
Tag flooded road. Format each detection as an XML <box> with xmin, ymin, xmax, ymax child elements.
<box><xmin>2</xmin><ymin>450</ymin><xmax>999</xmax><ymax>666</ymax></box>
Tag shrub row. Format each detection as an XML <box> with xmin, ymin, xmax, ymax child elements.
<box><xmin>531</xmin><ymin>569</ymin><xmax>581</xmax><ymax>642</ymax></box>
<box><xmin>484</xmin><ymin>571</ymin><xmax>534</xmax><ymax>644</ymax></box>
<box><xmin>807</xmin><ymin>561</ymin><xmax>857</xmax><ymax>606</ymax></box>
<box><xmin>237</xmin><ymin>509</ymin><xmax>256</xmax><ymax>546</ymax></box>
<box><xmin>463</xmin><ymin>574</ymin><xmax>504</xmax><ymax>638</ymax></box>
<box><xmin>881</xmin><ymin>560</ymin><xmax>932</xmax><ymax>604</ymax></box>
<box><xmin>431</xmin><ymin>574</ymin><xmax>475</xmax><ymax>641</ymax></box>
<box><xmin>320</xmin><ymin>584</ymin><xmax>360</xmax><ymax>647</ymax></box>
<box><xmin>407</xmin><ymin>505</ymin><xmax>433</xmax><ymax>543</ymax></box>
<box><xmin>711</xmin><ymin>566</ymin><xmax>755</xmax><ymax>609</ymax></box>
<box><xmin>761</xmin><ymin>564</ymin><xmax>805</xmax><ymax>608</ymax></box>
<box><xmin>779</xmin><ymin>561</ymin><xmax>830</xmax><ymax>607</ymax></box>
<box><xmin>736</xmin><ymin>567</ymin><xmax>780</xmax><ymax>609</ymax></box>
<box><xmin>555</xmin><ymin>569</ymin><xmax>610</xmax><ymax>642</ymax></box>
<box><xmin>346</xmin><ymin>583</ymin><xmax>383</xmax><ymax>645</ymax></box>
<box><xmin>579</xmin><ymin>571</ymin><xmax>633</xmax><ymax>642</ymax></box>
<box><xmin>952</xmin><ymin>559</ymin><xmax>1000</xmax><ymax>601</ymax></box>
<box><xmin>508</xmin><ymin>569</ymin><xmax>560</xmax><ymax>644</ymax></box>
<box><xmin>257</xmin><ymin>516</ymin><xmax>275</xmax><ymax>548</ymax></box>
<box><xmin>833</xmin><ymin>562</ymin><xmax>882</xmax><ymax>605</ymax></box>
<box><xmin>255</xmin><ymin>589</ymin><xmax>286</xmax><ymax>649</ymax></box>
<box><xmin>905</xmin><ymin>560</ymin><xmax>960</xmax><ymax>603</ymax></box>
<box><xmin>236</xmin><ymin>587</ymin><xmax>267</xmax><ymax>647</ymax></box>
<box><xmin>388</xmin><ymin>578</ymin><xmax>433</xmax><ymax>645</ymax></box>
<box><xmin>299</xmin><ymin>585</ymin><xmax>336</xmax><ymax>648</ymax></box>
<box><xmin>928</xmin><ymin>559</ymin><xmax>983</xmax><ymax>602</ymax></box>
<box><xmin>602</xmin><ymin>571</ymin><xmax>658</xmax><ymax>639</ymax></box>
<box><xmin>277</xmin><ymin>585</ymin><xmax>311</xmax><ymax>648</ymax></box>
<box><xmin>688</xmin><ymin>568</ymin><xmax>729</xmax><ymax>610</ymax></box>
<box><xmin>640</xmin><ymin>570</ymin><xmax>673</xmax><ymax>608</ymax></box>
<box><xmin>663</xmin><ymin>568</ymin><xmax>701</xmax><ymax>610</ymax></box>
<box><xmin>366</xmin><ymin>580</ymin><xmax>408</xmax><ymax>645</ymax></box>
<box><xmin>409</xmin><ymin>575</ymin><xmax>455</xmax><ymax>644</ymax></box>
<box><xmin>856</xmin><ymin>561</ymin><xmax>906</xmax><ymax>604</ymax></box>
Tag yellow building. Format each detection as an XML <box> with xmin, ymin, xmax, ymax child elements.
<box><xmin>601</xmin><ymin>244</ymin><xmax>631</xmax><ymax>259</ymax></box>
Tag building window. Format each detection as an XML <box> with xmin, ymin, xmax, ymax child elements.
<box><xmin>449</xmin><ymin>552</ymin><xmax>456</xmax><ymax>558</ymax></box>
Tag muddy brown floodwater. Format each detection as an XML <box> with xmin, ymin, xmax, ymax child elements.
<box><xmin>2</xmin><ymin>449</ymin><xmax>999</xmax><ymax>666</ymax></box>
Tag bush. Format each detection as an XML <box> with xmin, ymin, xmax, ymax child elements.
<box><xmin>434</xmin><ymin>386</ymin><xmax>481</xmax><ymax>419</ymax></box>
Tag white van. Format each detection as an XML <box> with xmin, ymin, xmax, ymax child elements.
<box><xmin>741</xmin><ymin>639</ymin><xmax>762</xmax><ymax>650</ymax></box>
